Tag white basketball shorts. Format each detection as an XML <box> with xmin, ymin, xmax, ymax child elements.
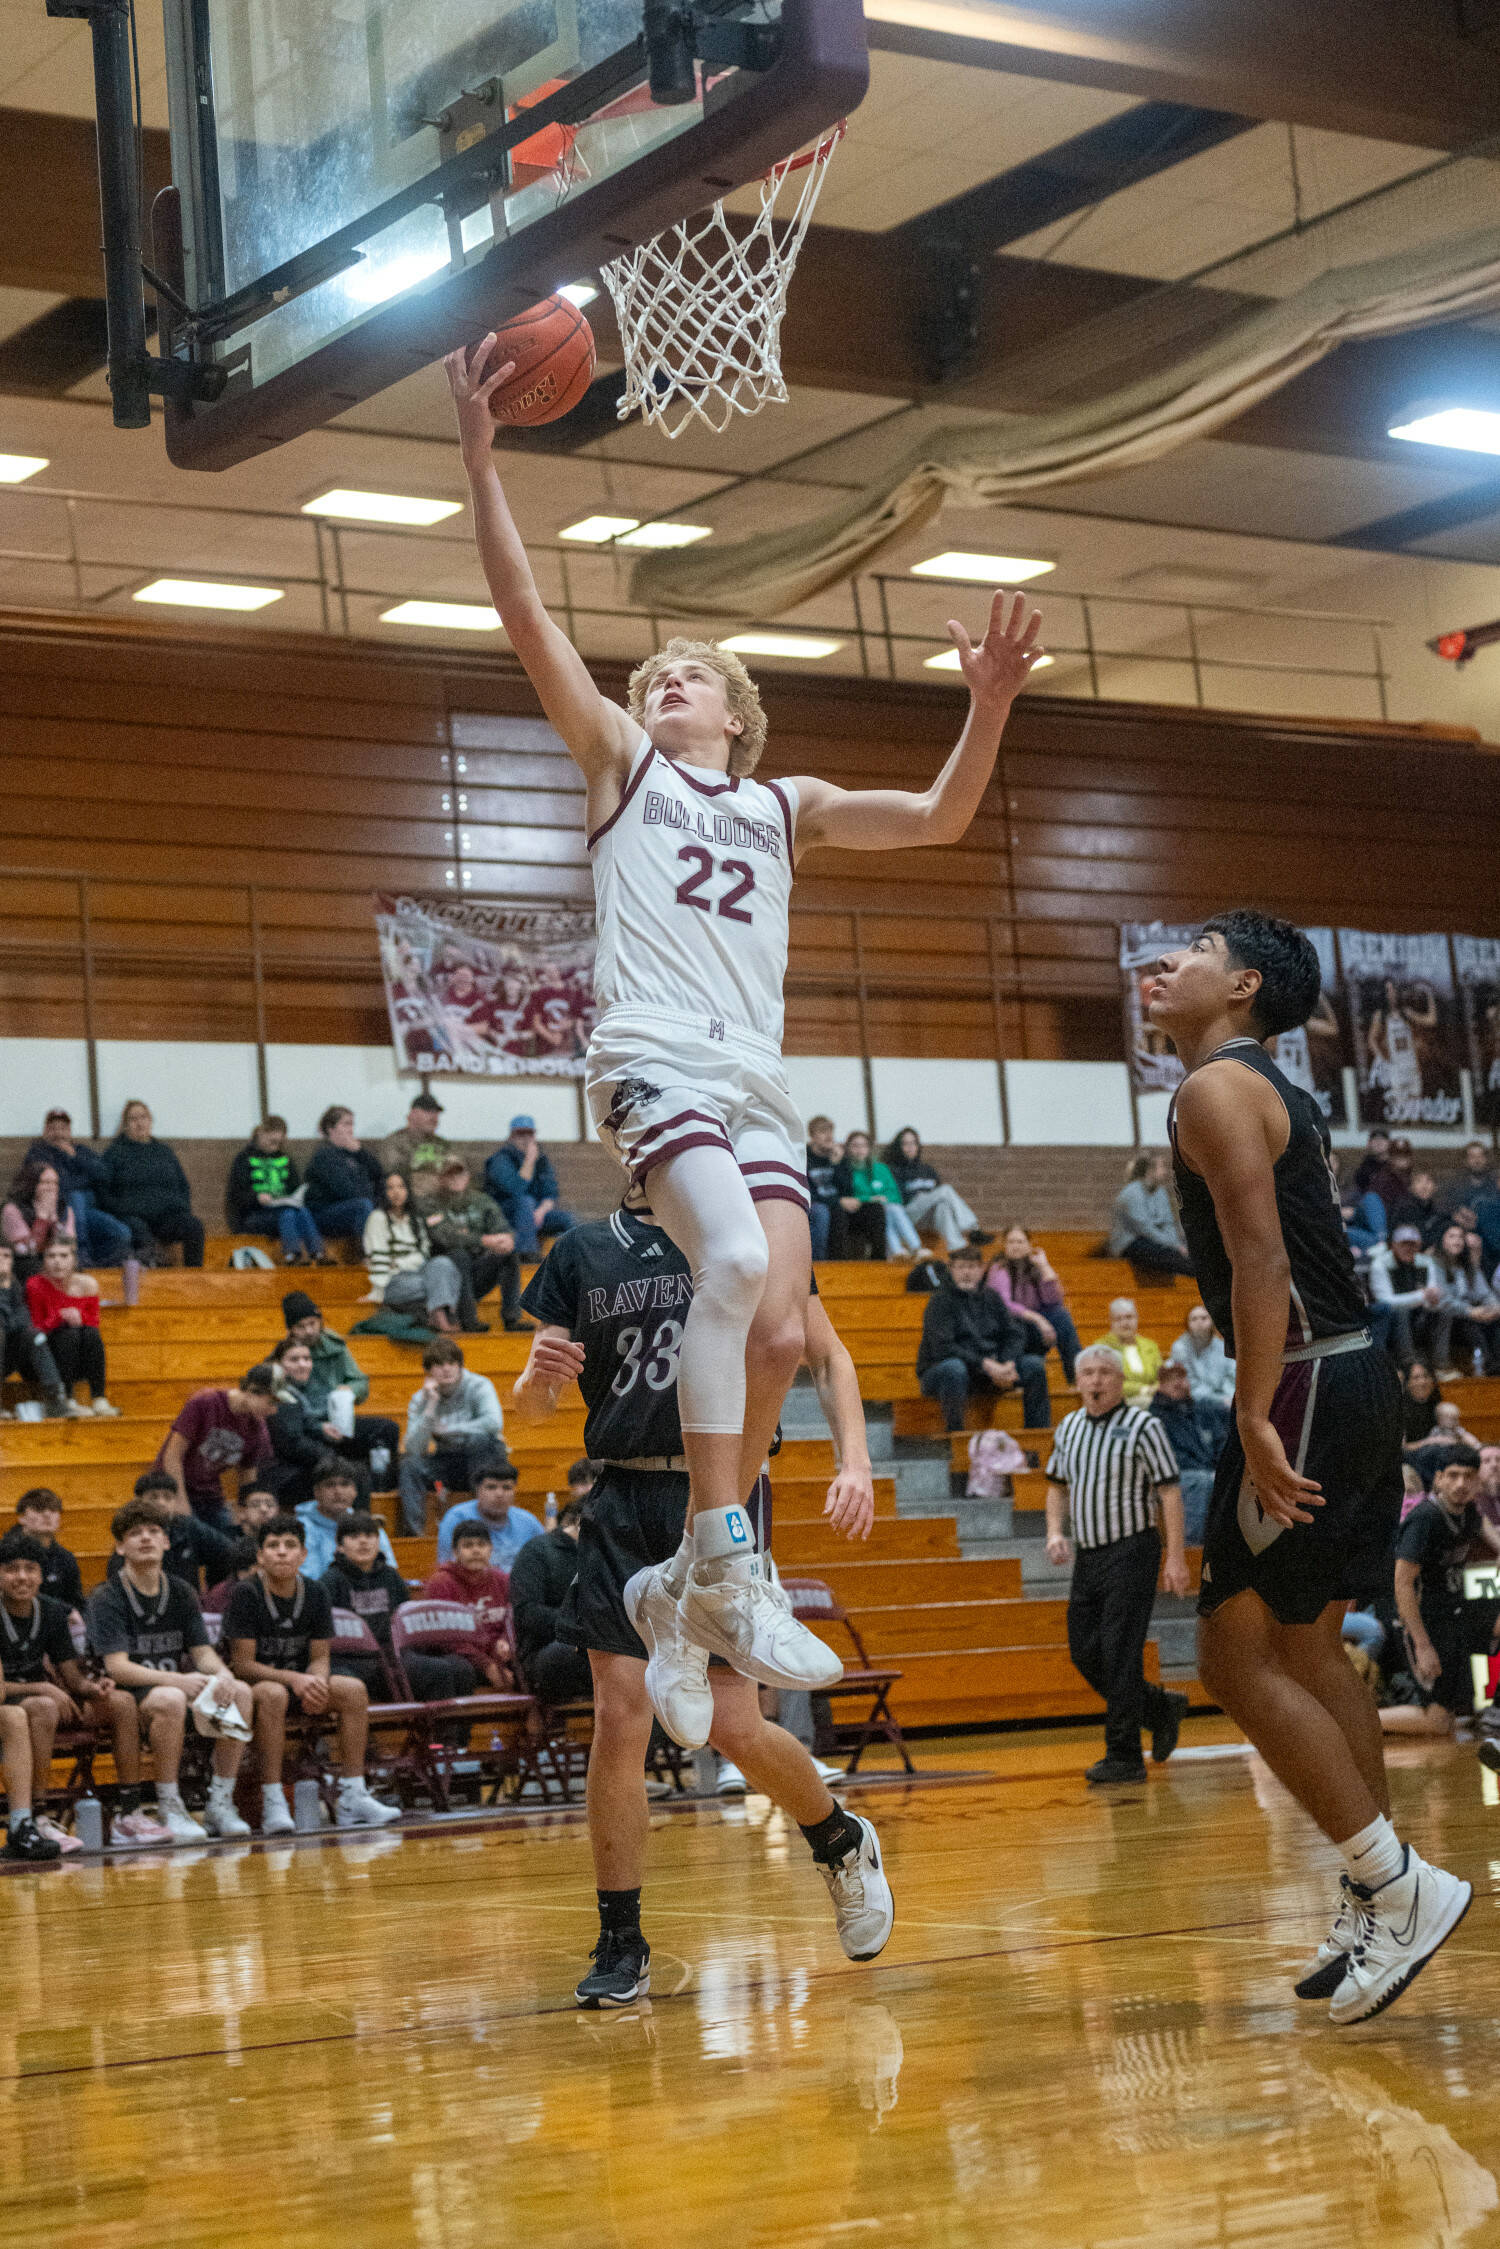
<box><xmin>585</xmin><ymin>1006</ymin><xmax>809</xmax><ymax>1215</ymax></box>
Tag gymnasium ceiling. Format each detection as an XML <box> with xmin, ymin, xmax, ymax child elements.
<box><xmin>1</xmin><ymin>0</ymin><xmax>1500</xmax><ymax>727</ymax></box>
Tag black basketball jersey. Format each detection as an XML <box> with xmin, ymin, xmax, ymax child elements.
<box><xmin>520</xmin><ymin>1210</ymin><xmax>695</xmax><ymax>1460</ymax></box>
<box><xmin>1168</xmin><ymin>1037</ymin><xmax>1366</xmax><ymax>1356</ymax></box>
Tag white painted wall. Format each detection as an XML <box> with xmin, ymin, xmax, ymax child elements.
<box><xmin>871</xmin><ymin>1058</ymin><xmax>1004</xmax><ymax>1146</ymax></box>
<box><xmin>264</xmin><ymin>1046</ymin><xmax>586</xmax><ymax>1142</ymax></box>
<box><xmin>782</xmin><ymin>1055</ymin><xmax>869</xmax><ymax>1136</ymax></box>
<box><xmin>96</xmin><ymin>1042</ymin><xmax>261</xmax><ymax>1139</ymax></box>
<box><xmin>0</xmin><ymin>1042</ymin><xmax>94</xmax><ymax>1136</ymax></box>
<box><xmin>1005</xmin><ymin>1060</ymin><xmax>1135</xmax><ymax>1145</ymax></box>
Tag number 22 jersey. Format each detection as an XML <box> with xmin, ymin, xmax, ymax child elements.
<box><xmin>588</xmin><ymin>726</ymin><xmax>799</xmax><ymax>1045</ymax></box>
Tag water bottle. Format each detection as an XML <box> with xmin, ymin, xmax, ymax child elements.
<box><xmin>691</xmin><ymin>1748</ymin><xmax>716</xmax><ymax>1796</ymax></box>
<box><xmin>122</xmin><ymin>1257</ymin><xmax>141</xmax><ymax>1309</ymax></box>
<box><xmin>293</xmin><ymin>1778</ymin><xmax>322</xmax><ymax>1832</ymax></box>
<box><xmin>545</xmin><ymin>1490</ymin><xmax>558</xmax><ymax>1531</ymax></box>
<box><xmin>73</xmin><ymin>1794</ymin><xmax>103</xmax><ymax>1851</ymax></box>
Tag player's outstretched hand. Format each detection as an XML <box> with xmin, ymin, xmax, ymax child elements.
<box><xmin>1239</xmin><ymin>1416</ymin><xmax>1324</xmax><ymax>1527</ymax></box>
<box><xmin>824</xmin><ymin>1464</ymin><xmax>876</xmax><ymax>1541</ymax></box>
<box><xmin>946</xmin><ymin>589</ymin><xmax>1044</xmax><ymax>710</ymax></box>
<box><xmin>444</xmin><ymin>335</ymin><xmax>517</xmax><ymax>464</ymax></box>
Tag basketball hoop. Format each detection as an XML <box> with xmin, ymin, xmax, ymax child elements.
<box><xmin>601</xmin><ymin>121</ymin><xmax>845</xmax><ymax>439</ymax></box>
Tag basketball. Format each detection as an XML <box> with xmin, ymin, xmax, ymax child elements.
<box><xmin>487</xmin><ymin>295</ymin><xmax>597</xmax><ymax>427</ymax></box>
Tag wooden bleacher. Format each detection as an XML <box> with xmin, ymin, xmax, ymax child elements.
<box><xmin>11</xmin><ymin>1227</ymin><xmax>1488</xmax><ymax>1735</ymax></box>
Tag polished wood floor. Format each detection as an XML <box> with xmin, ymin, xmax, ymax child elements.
<box><xmin>5</xmin><ymin>1725</ymin><xmax>1500</xmax><ymax>2249</ymax></box>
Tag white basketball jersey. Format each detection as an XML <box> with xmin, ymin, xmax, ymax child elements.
<box><xmin>1273</xmin><ymin>1026</ymin><xmax>1313</xmax><ymax>1093</ymax></box>
<box><xmin>1385</xmin><ymin>1008</ymin><xmax>1421</xmax><ymax>1096</ymax></box>
<box><xmin>589</xmin><ymin>729</ymin><xmax>797</xmax><ymax>1044</ymax></box>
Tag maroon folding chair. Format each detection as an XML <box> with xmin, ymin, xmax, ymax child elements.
<box><xmin>500</xmin><ymin>1605</ymin><xmax>595</xmax><ymax>1803</ymax></box>
<box><xmin>388</xmin><ymin>1601</ymin><xmax>536</xmax><ymax>1806</ymax></box>
<box><xmin>779</xmin><ymin>1578</ymin><xmax>913</xmax><ymax>1775</ymax></box>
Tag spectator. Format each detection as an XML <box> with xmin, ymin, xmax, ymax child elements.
<box><xmin>26</xmin><ymin>1237</ymin><xmax>117</xmax><ymax>1416</ymax></box>
<box><xmin>104</xmin><ymin>1470</ymin><xmax>238</xmax><ymax>1596</ymax></box>
<box><xmin>1476</xmin><ymin>1443</ymin><xmax>1500</xmax><ymax>1533</ymax></box>
<box><xmin>1400</xmin><ymin>1361</ymin><xmax>1442</xmax><ymax>1454</ymax></box>
<box><xmin>508</xmin><ymin>1494</ymin><xmax>590</xmax><ymax>1701</ymax></box>
<box><xmin>202</xmin><ymin>1536</ymin><xmax>259</xmax><ymax>1615</ymax></box>
<box><xmin>223</xmin><ymin>1514</ymin><xmax>401</xmax><ymax>1833</ymax></box>
<box><xmin>1353</xmin><ymin>1128</ymin><xmax>1392</xmax><ymax>1197</ymax></box>
<box><xmin>916</xmin><ymin>1241</ymin><xmax>1050</xmax><ymax>1433</ymax></box>
<box><xmin>379</xmin><ymin>1093</ymin><xmax>452</xmax><ymax>1205</ymax></box>
<box><xmin>153</xmin><ymin>1362</ymin><xmax>278</xmax><ymax>1529</ymax></box>
<box><xmin>14</xmin><ymin>1490</ymin><xmax>81</xmax><ymax>1608</ymax></box>
<box><xmin>435</xmin><ymin>1456</ymin><xmax>542</xmax><ymax>1568</ymax></box>
<box><xmin>278</xmin><ymin>1292</ymin><xmax>398</xmax><ymax>1486</ymax></box>
<box><xmin>2</xmin><ymin>1160</ymin><xmax>78</xmax><ymax>1279</ymax></box>
<box><xmin>24</xmin><ymin>1108</ymin><xmax>132</xmax><ymax>1268</ymax></box>
<box><xmin>86</xmin><ymin>1497</ymin><xmax>255</xmax><ymax>1841</ymax></box>
<box><xmin>304</xmin><ymin>1106</ymin><xmax>383</xmax><ymax>1247</ymax></box>
<box><xmin>1148</xmin><ymin>1357</ymin><xmax>1227</xmax><ymax>1543</ymax></box>
<box><xmin>1436</xmin><ymin>1141</ymin><xmax>1498</xmax><ymax>1225</ymax></box>
<box><xmin>804</xmin><ymin>1116</ymin><xmax>843</xmax><ymax>1260</ymax></box>
<box><xmin>400</xmin><ymin>1342</ymin><xmax>506</xmax><ymax>1535</ymax></box>
<box><xmin>835</xmin><ymin>1130</ymin><xmax>922</xmax><ymax>1260</ymax></box>
<box><xmin>881</xmin><ymin>1129</ymin><xmax>986</xmax><ymax>1255</ymax></box>
<box><xmin>0</xmin><ymin>1652</ymin><xmax>64</xmax><ymax>1859</ymax></box>
<box><xmin>98</xmin><ymin>1101</ymin><xmax>204</xmax><ymax>1268</ymax></box>
<box><xmin>567</xmin><ymin>1458</ymin><xmax>599</xmax><ymax>1504</ymax></box>
<box><xmin>1382</xmin><ymin>1448</ymin><xmax>1499</xmax><ymax>1737</ymax></box>
<box><xmin>294</xmin><ymin>1458</ymin><xmax>397</xmax><ymax>1578</ymax></box>
<box><xmin>1044</xmin><ymin>1344</ymin><xmax>1190</xmax><ymax>1783</ymax></box>
<box><xmin>0</xmin><ymin>1245</ymin><xmax>69</xmax><ymax>1419</ymax></box>
<box><xmin>225</xmin><ymin>1116</ymin><xmax>327</xmax><ymax>1267</ymax></box>
<box><xmin>1361</xmin><ymin>1134</ymin><xmax>1417</xmax><ymax>1225</ymax></box>
<box><xmin>423</xmin><ymin>1518</ymin><xmax>514</xmax><ymax>1681</ymax></box>
<box><xmin>1169</xmin><ymin>1304</ymin><xmax>1236</xmax><ymax>1410</ymax></box>
<box><xmin>1426</xmin><ymin>1221</ymin><xmax>1500</xmax><ymax>1377</ymax></box>
<box><xmin>0</xmin><ymin>1526</ymin><xmax>112</xmax><ymax>1853</ymax></box>
<box><xmin>1332</xmin><ymin>1150</ymin><xmax>1387</xmax><ymax>1254</ymax></box>
<box><xmin>321</xmin><ymin>1512</ymin><xmax>477</xmax><ymax>1703</ymax></box>
<box><xmin>1090</xmin><ymin>1298</ymin><xmax>1162</xmax><ymax>1405</ymax></box>
<box><xmin>986</xmin><ymin>1226</ymin><xmax>1080</xmax><ymax>1382</ymax></box>
<box><xmin>485</xmin><ymin>1114</ymin><xmax>577</xmax><ymax>1260</ymax></box>
<box><xmin>232</xmin><ymin>1481</ymin><xmax>280</xmax><ymax>1541</ymax></box>
<box><xmin>1390</xmin><ymin>1168</ymin><xmax>1443</xmax><ymax>1246</ymax></box>
<box><xmin>362</xmin><ymin>1172</ymin><xmax>464</xmax><ymax>1333</ymax></box>
<box><xmin>1369</xmin><ymin>1226</ymin><xmax>1442</xmax><ymax>1366</ymax></box>
<box><xmin>428</xmin><ymin>1155</ymin><xmax>527</xmax><ymax>1332</ymax></box>
<box><xmin>1106</xmin><ymin>1152</ymin><xmax>1194</xmax><ymax>1279</ymax></box>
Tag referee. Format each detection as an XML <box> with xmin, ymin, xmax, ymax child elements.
<box><xmin>1046</xmin><ymin>1344</ymin><xmax>1192</xmax><ymax>1783</ymax></box>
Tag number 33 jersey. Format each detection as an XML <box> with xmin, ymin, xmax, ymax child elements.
<box><xmin>588</xmin><ymin>727</ymin><xmax>798</xmax><ymax>1046</ymax></box>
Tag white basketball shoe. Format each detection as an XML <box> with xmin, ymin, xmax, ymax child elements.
<box><xmin>678</xmin><ymin>1555</ymin><xmax>844</xmax><ymax>1691</ymax></box>
<box><xmin>1327</xmin><ymin>1848</ymin><xmax>1472</xmax><ymax>2025</ymax></box>
<box><xmin>625</xmin><ymin>1563</ymin><xmax>713</xmax><ymax>1749</ymax></box>
<box><xmin>818</xmin><ymin>1814</ymin><xmax>895</xmax><ymax>1962</ymax></box>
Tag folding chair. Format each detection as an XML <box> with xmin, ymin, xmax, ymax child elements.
<box><xmin>387</xmin><ymin>1602</ymin><xmax>535</xmax><ymax>1807</ymax></box>
<box><xmin>502</xmin><ymin>1606</ymin><xmax>595</xmax><ymax>1803</ymax></box>
<box><xmin>779</xmin><ymin>1578</ymin><xmax>913</xmax><ymax>1775</ymax></box>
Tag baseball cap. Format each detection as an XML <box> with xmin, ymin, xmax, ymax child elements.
<box><xmin>412</xmin><ymin>1091</ymin><xmax>443</xmax><ymax>1114</ymax></box>
<box><xmin>1392</xmin><ymin>1225</ymin><xmax>1423</xmax><ymax>1244</ymax></box>
<box><xmin>44</xmin><ymin>1108</ymin><xmax>70</xmax><ymax>1124</ymax></box>
<box><xmin>509</xmin><ymin>1114</ymin><xmax>536</xmax><ymax>1133</ymax></box>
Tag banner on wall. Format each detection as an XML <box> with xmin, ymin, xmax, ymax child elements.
<box><xmin>1119</xmin><ymin>922</ymin><xmax>1199</xmax><ymax>1094</ymax></box>
<box><xmin>1339</xmin><ymin>928</ymin><xmax>1464</xmax><ymax>1128</ymax></box>
<box><xmin>1266</xmin><ymin>926</ymin><xmax>1351</xmax><ymax>1127</ymax></box>
<box><xmin>374</xmin><ymin>895</ymin><xmax>596</xmax><ymax>1078</ymax></box>
<box><xmin>1455</xmin><ymin>935</ymin><xmax>1500</xmax><ymax>1127</ymax></box>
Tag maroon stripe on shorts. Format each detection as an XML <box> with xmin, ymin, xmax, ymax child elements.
<box><xmin>747</xmin><ymin>1183</ymin><xmax>810</xmax><ymax>1210</ymax></box>
<box><xmin>631</xmin><ymin>1130</ymin><xmax>734</xmax><ymax>1184</ymax></box>
<box><xmin>630</xmin><ymin>1106</ymin><xmax>726</xmax><ymax>1152</ymax></box>
<box><xmin>740</xmin><ymin>1158</ymin><xmax>806</xmax><ymax>1182</ymax></box>
<box><xmin>1269</xmin><ymin>1360</ymin><xmax>1315</xmax><ymax>1467</ymax></box>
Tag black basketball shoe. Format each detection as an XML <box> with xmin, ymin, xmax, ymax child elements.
<box><xmin>575</xmin><ymin>1929</ymin><xmax>651</xmax><ymax>2009</ymax></box>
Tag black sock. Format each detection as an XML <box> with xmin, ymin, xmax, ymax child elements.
<box><xmin>800</xmin><ymin>1805</ymin><xmax>862</xmax><ymax>1867</ymax></box>
<box><xmin>598</xmin><ymin>1887</ymin><xmax>643</xmax><ymax>1939</ymax></box>
<box><xmin>117</xmin><ymin>1784</ymin><xmax>141</xmax><ymax>1816</ymax></box>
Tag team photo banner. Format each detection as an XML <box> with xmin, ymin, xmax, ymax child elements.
<box><xmin>1339</xmin><ymin>928</ymin><xmax>1464</xmax><ymax>1128</ymax></box>
<box><xmin>1269</xmin><ymin>925</ymin><xmax>1351</xmax><ymax>1127</ymax></box>
<box><xmin>1119</xmin><ymin>922</ymin><xmax>1199</xmax><ymax>1094</ymax></box>
<box><xmin>375</xmin><ymin>894</ymin><xmax>596</xmax><ymax>1079</ymax></box>
<box><xmin>1455</xmin><ymin>934</ymin><xmax>1500</xmax><ymax>1128</ymax></box>
<box><xmin>1119</xmin><ymin>923</ymin><xmax>1351</xmax><ymax>1115</ymax></box>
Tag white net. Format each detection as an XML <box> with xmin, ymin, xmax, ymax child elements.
<box><xmin>601</xmin><ymin>122</ymin><xmax>844</xmax><ymax>438</ymax></box>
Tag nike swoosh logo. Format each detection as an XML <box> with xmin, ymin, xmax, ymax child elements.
<box><xmin>1390</xmin><ymin>1874</ymin><xmax>1421</xmax><ymax>1947</ymax></box>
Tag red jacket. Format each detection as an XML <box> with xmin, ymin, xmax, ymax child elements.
<box><xmin>420</xmin><ymin>1563</ymin><xmax>511</xmax><ymax>1674</ymax></box>
<box><xmin>26</xmin><ymin>1273</ymin><xmax>101</xmax><ymax>1333</ymax></box>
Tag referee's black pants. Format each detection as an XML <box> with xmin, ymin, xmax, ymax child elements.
<box><xmin>1067</xmin><ymin>1529</ymin><xmax>1171</xmax><ymax>1764</ymax></box>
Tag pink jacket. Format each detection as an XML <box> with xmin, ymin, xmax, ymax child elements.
<box><xmin>986</xmin><ymin>1259</ymin><xmax>1064</xmax><ymax>1317</ymax></box>
<box><xmin>1</xmin><ymin>1202</ymin><xmax>77</xmax><ymax>1258</ymax></box>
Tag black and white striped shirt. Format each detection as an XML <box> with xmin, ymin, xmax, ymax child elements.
<box><xmin>1046</xmin><ymin>1403</ymin><xmax>1180</xmax><ymax>1549</ymax></box>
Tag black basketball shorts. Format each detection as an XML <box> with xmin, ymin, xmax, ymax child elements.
<box><xmin>561</xmin><ymin>1466</ymin><xmax>773</xmax><ymax>1660</ymax></box>
<box><xmin>1198</xmin><ymin>1336</ymin><xmax>1402</xmax><ymax>1629</ymax></box>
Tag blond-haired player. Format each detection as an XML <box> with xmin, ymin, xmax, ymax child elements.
<box><xmin>448</xmin><ymin>335</ymin><xmax>1043</xmax><ymax>1748</ymax></box>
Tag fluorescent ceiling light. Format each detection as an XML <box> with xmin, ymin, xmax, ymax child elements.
<box><xmin>380</xmin><ymin>599</ymin><xmax>501</xmax><ymax>631</ymax></box>
<box><xmin>133</xmin><ymin>578</ymin><xmax>283</xmax><ymax>611</ymax></box>
<box><xmin>911</xmin><ymin>551</ymin><xmax>1055</xmax><ymax>584</ymax></box>
<box><xmin>924</xmin><ymin>647</ymin><xmax>1053</xmax><ymax>671</ymax></box>
<box><xmin>617</xmin><ymin>522</ymin><xmax>712</xmax><ymax>548</ymax></box>
<box><xmin>720</xmin><ymin>632</ymin><xmax>843</xmax><ymax>659</ymax></box>
<box><xmin>1388</xmin><ymin>406</ymin><xmax>1500</xmax><ymax>455</ymax></box>
<box><xmin>0</xmin><ymin>453</ymin><xmax>47</xmax><ymax>484</ymax></box>
<box><xmin>302</xmin><ymin>488</ymin><xmax>462</xmax><ymax>527</ymax></box>
<box><xmin>561</xmin><ymin>514</ymin><xmax>640</xmax><ymax>542</ymax></box>
<box><xmin>557</xmin><ymin>281</ymin><xmax>598</xmax><ymax>307</ymax></box>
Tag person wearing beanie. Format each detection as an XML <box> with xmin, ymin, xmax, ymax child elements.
<box><xmin>279</xmin><ymin>1293</ymin><xmax>399</xmax><ymax>1491</ymax></box>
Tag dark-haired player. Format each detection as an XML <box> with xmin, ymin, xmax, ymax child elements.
<box><xmin>1151</xmin><ymin>912</ymin><xmax>1469</xmax><ymax>2026</ymax></box>
<box><xmin>513</xmin><ymin>1206</ymin><xmax>893</xmax><ymax>2007</ymax></box>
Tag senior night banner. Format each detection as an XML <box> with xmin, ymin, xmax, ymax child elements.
<box><xmin>1120</xmin><ymin>923</ymin><xmax>1349</xmax><ymax>1119</ymax></box>
<box><xmin>375</xmin><ymin>895</ymin><xmax>595</xmax><ymax>1078</ymax></box>
<box><xmin>1267</xmin><ymin>925</ymin><xmax>1350</xmax><ymax>1127</ymax></box>
<box><xmin>1339</xmin><ymin>928</ymin><xmax>1463</xmax><ymax>1129</ymax></box>
<box><xmin>1455</xmin><ymin>935</ymin><xmax>1500</xmax><ymax>1127</ymax></box>
<box><xmin>1120</xmin><ymin>922</ymin><xmax>1199</xmax><ymax>1094</ymax></box>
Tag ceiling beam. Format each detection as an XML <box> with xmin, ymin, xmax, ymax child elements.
<box><xmin>865</xmin><ymin>1</ymin><xmax>1500</xmax><ymax>152</ymax></box>
<box><xmin>0</xmin><ymin>109</ymin><xmax>171</xmax><ymax>298</ymax></box>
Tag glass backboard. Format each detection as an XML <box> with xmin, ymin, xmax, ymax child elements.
<box><xmin>158</xmin><ymin>0</ymin><xmax>866</xmax><ymax>468</ymax></box>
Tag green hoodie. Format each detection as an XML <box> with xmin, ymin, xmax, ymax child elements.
<box><xmin>305</xmin><ymin>1326</ymin><xmax>369</xmax><ymax>1413</ymax></box>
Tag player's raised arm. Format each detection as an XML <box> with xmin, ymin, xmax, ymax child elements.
<box><xmin>792</xmin><ymin>591</ymin><xmax>1043</xmax><ymax>856</ymax></box>
<box><xmin>447</xmin><ymin>338</ymin><xmax>639</xmax><ymax>786</ymax></box>
<box><xmin>1172</xmin><ymin>1062</ymin><xmax>1323</xmax><ymax>1529</ymax></box>
<box><xmin>803</xmin><ymin>1297</ymin><xmax>875</xmax><ymax>1540</ymax></box>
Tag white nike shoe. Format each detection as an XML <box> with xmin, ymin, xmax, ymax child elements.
<box><xmin>202</xmin><ymin>1790</ymin><xmax>252</xmax><ymax>1840</ymax></box>
<box><xmin>819</xmin><ymin>1814</ymin><xmax>894</xmax><ymax>1962</ymax></box>
<box><xmin>714</xmin><ymin>1759</ymin><xmax>747</xmax><ymax>1797</ymax></box>
<box><xmin>157</xmin><ymin>1798</ymin><xmax>208</xmax><ymax>1845</ymax></box>
<box><xmin>625</xmin><ymin>1563</ymin><xmax>713</xmax><ymax>1750</ymax></box>
<box><xmin>260</xmin><ymin>1787</ymin><xmax>296</xmax><ymax>1837</ymax></box>
<box><xmin>1294</xmin><ymin>1875</ymin><xmax>1362</xmax><ymax>1999</ymax></box>
<box><xmin>335</xmin><ymin>1782</ymin><xmax>402</xmax><ymax>1829</ymax></box>
<box><xmin>1328</xmin><ymin>1848</ymin><xmax>1472</xmax><ymax>2025</ymax></box>
<box><xmin>678</xmin><ymin>1558</ymin><xmax>844</xmax><ymax>1691</ymax></box>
